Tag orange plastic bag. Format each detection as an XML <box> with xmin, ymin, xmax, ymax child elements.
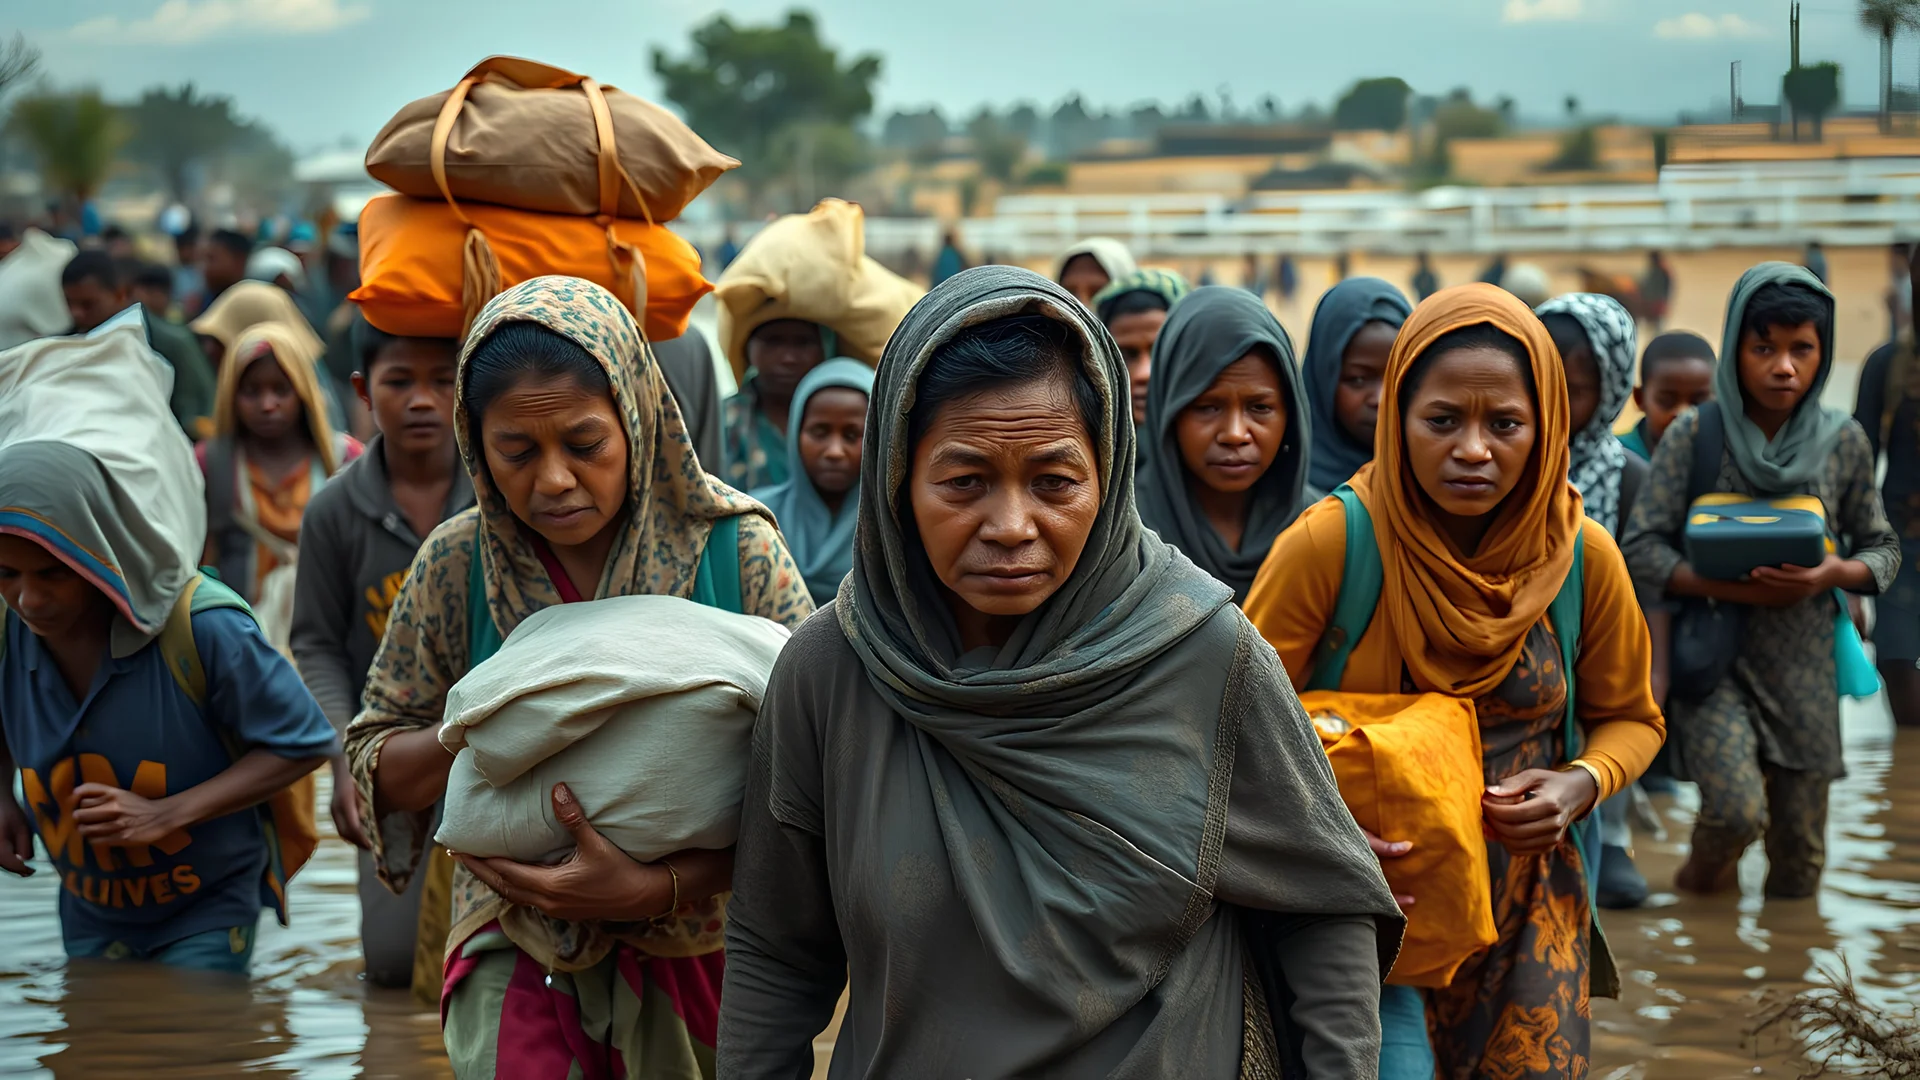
<box><xmin>1300</xmin><ymin>690</ymin><xmax>1496</xmax><ymax>988</ymax></box>
<box><xmin>351</xmin><ymin>193</ymin><xmax>712</xmax><ymax>341</ymax></box>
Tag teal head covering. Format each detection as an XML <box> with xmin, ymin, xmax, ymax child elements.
<box><xmin>751</xmin><ymin>357</ymin><xmax>875</xmax><ymax>605</ymax></box>
<box><xmin>1715</xmin><ymin>262</ymin><xmax>1851</xmax><ymax>492</ymax></box>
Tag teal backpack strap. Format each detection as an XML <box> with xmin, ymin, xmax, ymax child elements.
<box><xmin>1546</xmin><ymin>527</ymin><xmax>1587</xmax><ymax>763</ymax></box>
<box><xmin>1305</xmin><ymin>485</ymin><xmax>1383</xmax><ymax>692</ymax></box>
<box><xmin>691</xmin><ymin>514</ymin><xmax>745</xmax><ymax>615</ymax></box>
<box><xmin>466</xmin><ymin>520</ymin><xmax>505</xmax><ymax>668</ymax></box>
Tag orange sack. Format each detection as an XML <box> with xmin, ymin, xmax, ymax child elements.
<box><xmin>352</xmin><ymin>193</ymin><xmax>712</xmax><ymax>341</ymax></box>
<box><xmin>1300</xmin><ymin>690</ymin><xmax>1497</xmax><ymax>988</ymax></box>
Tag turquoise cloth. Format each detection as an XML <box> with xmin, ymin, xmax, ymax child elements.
<box><xmin>750</xmin><ymin>358</ymin><xmax>873</xmax><ymax>605</ymax></box>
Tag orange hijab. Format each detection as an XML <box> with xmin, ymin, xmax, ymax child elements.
<box><xmin>1344</xmin><ymin>283</ymin><xmax>1584</xmax><ymax>699</ymax></box>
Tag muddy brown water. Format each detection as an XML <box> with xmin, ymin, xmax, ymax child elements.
<box><xmin>4</xmin><ymin>699</ymin><xmax>1916</xmax><ymax>1078</ymax></box>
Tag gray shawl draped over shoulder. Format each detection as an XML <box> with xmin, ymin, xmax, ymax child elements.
<box><xmin>747</xmin><ymin>264</ymin><xmax>1400</xmax><ymax>1073</ymax></box>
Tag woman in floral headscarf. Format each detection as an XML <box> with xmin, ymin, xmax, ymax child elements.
<box><xmin>344</xmin><ymin>276</ymin><xmax>812</xmax><ymax>1077</ymax></box>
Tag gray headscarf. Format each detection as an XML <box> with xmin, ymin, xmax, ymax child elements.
<box><xmin>1138</xmin><ymin>286</ymin><xmax>1311</xmax><ymax>601</ymax></box>
<box><xmin>837</xmin><ymin>264</ymin><xmax>1393</xmax><ymax>1047</ymax></box>
<box><xmin>1537</xmin><ymin>292</ymin><xmax>1637</xmax><ymax>535</ymax></box>
<box><xmin>1716</xmin><ymin>262</ymin><xmax>1853</xmax><ymax>493</ymax></box>
<box><xmin>749</xmin><ymin>357</ymin><xmax>875</xmax><ymax>605</ymax></box>
<box><xmin>1302</xmin><ymin>277</ymin><xmax>1411</xmax><ymax>491</ymax></box>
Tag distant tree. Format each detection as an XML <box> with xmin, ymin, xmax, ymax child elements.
<box><xmin>122</xmin><ymin>83</ymin><xmax>280</xmax><ymax>201</ymax></box>
<box><xmin>1003</xmin><ymin>103</ymin><xmax>1040</xmax><ymax>144</ymax></box>
<box><xmin>1333</xmin><ymin>77</ymin><xmax>1413</xmax><ymax>131</ymax></box>
<box><xmin>1859</xmin><ymin>0</ymin><xmax>1920</xmax><ymax>132</ymax></box>
<box><xmin>1495</xmin><ymin>95</ymin><xmax>1517</xmax><ymax>127</ymax></box>
<box><xmin>1296</xmin><ymin>101</ymin><xmax>1329</xmax><ymax>127</ymax></box>
<box><xmin>967</xmin><ymin>109</ymin><xmax>1026</xmax><ymax>182</ymax></box>
<box><xmin>9</xmin><ymin>89</ymin><xmax>125</xmax><ymax>203</ymax></box>
<box><xmin>1564</xmin><ymin>94</ymin><xmax>1580</xmax><ymax>119</ymax></box>
<box><xmin>1176</xmin><ymin>94</ymin><xmax>1211</xmax><ymax>123</ymax></box>
<box><xmin>1544</xmin><ymin>125</ymin><xmax>1599</xmax><ymax>171</ymax></box>
<box><xmin>1049</xmin><ymin>95</ymin><xmax>1103</xmax><ymax>157</ymax></box>
<box><xmin>1783</xmin><ymin>62</ymin><xmax>1843</xmax><ymax>139</ymax></box>
<box><xmin>881</xmin><ymin>107</ymin><xmax>948</xmax><ymax>151</ymax></box>
<box><xmin>0</xmin><ymin>33</ymin><xmax>40</xmax><ymax>100</ymax></box>
<box><xmin>1433</xmin><ymin>95</ymin><xmax>1507</xmax><ymax>141</ymax></box>
<box><xmin>1258</xmin><ymin>94</ymin><xmax>1281</xmax><ymax>122</ymax></box>
<box><xmin>653</xmin><ymin>10</ymin><xmax>881</xmax><ymax>202</ymax></box>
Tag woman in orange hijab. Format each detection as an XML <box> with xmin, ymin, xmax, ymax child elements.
<box><xmin>1244</xmin><ymin>284</ymin><xmax>1664</xmax><ymax>1079</ymax></box>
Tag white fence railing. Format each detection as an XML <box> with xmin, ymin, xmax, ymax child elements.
<box><xmin>678</xmin><ymin>158</ymin><xmax>1920</xmax><ymax>262</ymax></box>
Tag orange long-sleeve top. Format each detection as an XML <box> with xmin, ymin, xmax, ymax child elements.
<box><xmin>1243</xmin><ymin>497</ymin><xmax>1666</xmax><ymax>803</ymax></box>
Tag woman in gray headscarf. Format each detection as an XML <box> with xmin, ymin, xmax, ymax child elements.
<box><xmin>1138</xmin><ymin>286</ymin><xmax>1313</xmax><ymax>602</ymax></box>
<box><xmin>719</xmin><ymin>266</ymin><xmax>1401</xmax><ymax>1078</ymax></box>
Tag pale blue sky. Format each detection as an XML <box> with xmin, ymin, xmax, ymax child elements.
<box><xmin>10</xmin><ymin>0</ymin><xmax>1899</xmax><ymax>153</ymax></box>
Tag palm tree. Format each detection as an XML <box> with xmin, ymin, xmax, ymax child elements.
<box><xmin>8</xmin><ymin>89</ymin><xmax>126</xmax><ymax>204</ymax></box>
<box><xmin>1860</xmin><ymin>0</ymin><xmax>1920</xmax><ymax>132</ymax></box>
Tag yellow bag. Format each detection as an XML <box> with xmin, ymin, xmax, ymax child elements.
<box><xmin>1301</xmin><ymin>690</ymin><xmax>1496</xmax><ymax>988</ymax></box>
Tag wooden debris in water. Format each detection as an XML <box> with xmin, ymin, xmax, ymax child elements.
<box><xmin>1747</xmin><ymin>957</ymin><xmax>1920</xmax><ymax>1077</ymax></box>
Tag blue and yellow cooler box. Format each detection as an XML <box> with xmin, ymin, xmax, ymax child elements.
<box><xmin>1683</xmin><ymin>494</ymin><xmax>1831</xmax><ymax>580</ymax></box>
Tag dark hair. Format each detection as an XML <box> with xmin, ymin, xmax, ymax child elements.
<box><xmin>907</xmin><ymin>314</ymin><xmax>1102</xmax><ymax>450</ymax></box>
<box><xmin>209</xmin><ymin>228</ymin><xmax>252</xmax><ymax>260</ymax></box>
<box><xmin>1537</xmin><ymin>311</ymin><xmax>1590</xmax><ymax>365</ymax></box>
<box><xmin>1398</xmin><ymin>323</ymin><xmax>1535</xmax><ymax>414</ymax></box>
<box><xmin>1096</xmin><ymin>288</ymin><xmax>1170</xmax><ymax>326</ymax></box>
<box><xmin>99</xmin><ymin>223</ymin><xmax>130</xmax><ymax>244</ymax></box>
<box><xmin>1741</xmin><ymin>282</ymin><xmax>1830</xmax><ymax>343</ymax></box>
<box><xmin>60</xmin><ymin>250</ymin><xmax>118</xmax><ymax>290</ymax></box>
<box><xmin>126</xmin><ymin>259</ymin><xmax>172</xmax><ymax>295</ymax></box>
<box><xmin>461</xmin><ymin>321</ymin><xmax>611</xmax><ymax>435</ymax></box>
<box><xmin>352</xmin><ymin>311</ymin><xmax>456</xmax><ymax>375</ymax></box>
<box><xmin>1639</xmin><ymin>330</ymin><xmax>1716</xmax><ymax>383</ymax></box>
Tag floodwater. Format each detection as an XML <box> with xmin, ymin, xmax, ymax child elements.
<box><xmin>3</xmin><ymin>702</ymin><xmax>1916</xmax><ymax>1078</ymax></box>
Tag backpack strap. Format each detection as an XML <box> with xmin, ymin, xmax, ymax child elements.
<box><xmin>1687</xmin><ymin>401</ymin><xmax>1725</xmax><ymax>504</ymax></box>
<box><xmin>1304</xmin><ymin>485</ymin><xmax>1383</xmax><ymax>692</ymax></box>
<box><xmin>466</xmin><ymin>519</ymin><xmax>505</xmax><ymax>669</ymax></box>
<box><xmin>691</xmin><ymin>514</ymin><xmax>745</xmax><ymax>615</ymax></box>
<box><xmin>1546</xmin><ymin>528</ymin><xmax>1587</xmax><ymax>763</ymax></box>
<box><xmin>160</xmin><ymin>573</ymin><xmax>254</xmax><ymax>707</ymax></box>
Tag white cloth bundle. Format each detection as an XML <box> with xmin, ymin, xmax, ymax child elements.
<box><xmin>0</xmin><ymin>229</ymin><xmax>77</xmax><ymax>352</ymax></box>
<box><xmin>434</xmin><ymin>594</ymin><xmax>791</xmax><ymax>864</ymax></box>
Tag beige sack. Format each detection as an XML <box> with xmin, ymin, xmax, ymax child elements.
<box><xmin>714</xmin><ymin>199</ymin><xmax>925</xmax><ymax>383</ymax></box>
<box><xmin>365</xmin><ymin>55</ymin><xmax>737</xmax><ymax>224</ymax></box>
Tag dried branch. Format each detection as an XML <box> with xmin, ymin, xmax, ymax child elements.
<box><xmin>1747</xmin><ymin>956</ymin><xmax>1920</xmax><ymax>1078</ymax></box>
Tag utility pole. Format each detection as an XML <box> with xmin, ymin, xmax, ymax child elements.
<box><xmin>1787</xmin><ymin>2</ymin><xmax>1802</xmax><ymax>138</ymax></box>
<box><xmin>1732</xmin><ymin>60</ymin><xmax>1744</xmax><ymax>122</ymax></box>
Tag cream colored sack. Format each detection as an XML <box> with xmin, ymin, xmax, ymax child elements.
<box><xmin>434</xmin><ymin>595</ymin><xmax>790</xmax><ymax>865</ymax></box>
<box><xmin>714</xmin><ymin>198</ymin><xmax>924</xmax><ymax>383</ymax></box>
<box><xmin>0</xmin><ymin>229</ymin><xmax>78</xmax><ymax>352</ymax></box>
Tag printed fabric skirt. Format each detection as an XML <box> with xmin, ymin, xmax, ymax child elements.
<box><xmin>441</xmin><ymin>922</ymin><xmax>722</xmax><ymax>1080</ymax></box>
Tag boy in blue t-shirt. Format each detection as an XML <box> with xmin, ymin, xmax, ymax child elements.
<box><xmin>0</xmin><ymin>441</ymin><xmax>335</xmax><ymax>973</ymax></box>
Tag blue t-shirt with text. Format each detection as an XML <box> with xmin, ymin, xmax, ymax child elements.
<box><xmin>1</xmin><ymin>608</ymin><xmax>335</xmax><ymax>952</ymax></box>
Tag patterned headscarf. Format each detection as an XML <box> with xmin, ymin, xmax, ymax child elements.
<box><xmin>1536</xmin><ymin>293</ymin><xmax>1637</xmax><ymax>535</ymax></box>
<box><xmin>456</xmin><ymin>276</ymin><xmax>767</xmax><ymax>641</ymax></box>
<box><xmin>1091</xmin><ymin>268</ymin><xmax>1191</xmax><ymax>325</ymax></box>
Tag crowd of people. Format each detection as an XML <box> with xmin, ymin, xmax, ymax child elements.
<box><xmin>0</xmin><ymin>186</ymin><xmax>1914</xmax><ymax>1080</ymax></box>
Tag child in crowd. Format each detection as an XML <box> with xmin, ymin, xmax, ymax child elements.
<box><xmin>1623</xmin><ymin>265</ymin><xmax>1900</xmax><ymax>899</ymax></box>
<box><xmin>291</xmin><ymin>316</ymin><xmax>473</xmax><ymax>988</ymax></box>
<box><xmin>60</xmin><ymin>251</ymin><xmax>217</xmax><ymax>436</ymax></box>
<box><xmin>749</xmin><ymin>359</ymin><xmax>873</xmax><ymax>607</ymax></box>
<box><xmin>1619</xmin><ymin>331</ymin><xmax>1717</xmax><ymax>462</ymax></box>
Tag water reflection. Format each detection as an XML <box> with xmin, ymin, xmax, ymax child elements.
<box><xmin>3</xmin><ymin>704</ymin><xmax>1918</xmax><ymax>1077</ymax></box>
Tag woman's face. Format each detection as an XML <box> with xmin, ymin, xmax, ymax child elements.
<box><xmin>1175</xmin><ymin>352</ymin><xmax>1288</xmax><ymax>495</ymax></box>
<box><xmin>909</xmin><ymin>373</ymin><xmax>1101</xmax><ymax>621</ymax></box>
<box><xmin>234</xmin><ymin>352</ymin><xmax>303</xmax><ymax>443</ymax></box>
<box><xmin>1059</xmin><ymin>255</ymin><xmax>1111</xmax><ymax>307</ymax></box>
<box><xmin>1335</xmin><ymin>321</ymin><xmax>1395</xmax><ymax>448</ymax></box>
<box><xmin>747</xmin><ymin>319</ymin><xmax>826</xmax><ymax>400</ymax></box>
<box><xmin>480</xmin><ymin>375</ymin><xmax>631</xmax><ymax>551</ymax></box>
<box><xmin>1109</xmin><ymin>308</ymin><xmax>1167</xmax><ymax>427</ymax></box>
<box><xmin>1561</xmin><ymin>340</ymin><xmax>1601</xmax><ymax>435</ymax></box>
<box><xmin>798</xmin><ymin>387</ymin><xmax>868</xmax><ymax>498</ymax></box>
<box><xmin>1402</xmin><ymin>346</ymin><xmax>1538</xmax><ymax>526</ymax></box>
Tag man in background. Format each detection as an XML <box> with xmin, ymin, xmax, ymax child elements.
<box><xmin>202</xmin><ymin>228</ymin><xmax>253</xmax><ymax>306</ymax></box>
<box><xmin>61</xmin><ymin>251</ymin><xmax>216</xmax><ymax>435</ymax></box>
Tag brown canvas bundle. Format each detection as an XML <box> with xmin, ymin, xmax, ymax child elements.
<box><xmin>365</xmin><ymin>55</ymin><xmax>737</xmax><ymax>223</ymax></box>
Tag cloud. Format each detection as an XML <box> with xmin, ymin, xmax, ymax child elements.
<box><xmin>67</xmin><ymin>0</ymin><xmax>372</xmax><ymax>46</ymax></box>
<box><xmin>1502</xmin><ymin>0</ymin><xmax>1583</xmax><ymax>23</ymax></box>
<box><xmin>1653</xmin><ymin>12</ymin><xmax>1765</xmax><ymax>38</ymax></box>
